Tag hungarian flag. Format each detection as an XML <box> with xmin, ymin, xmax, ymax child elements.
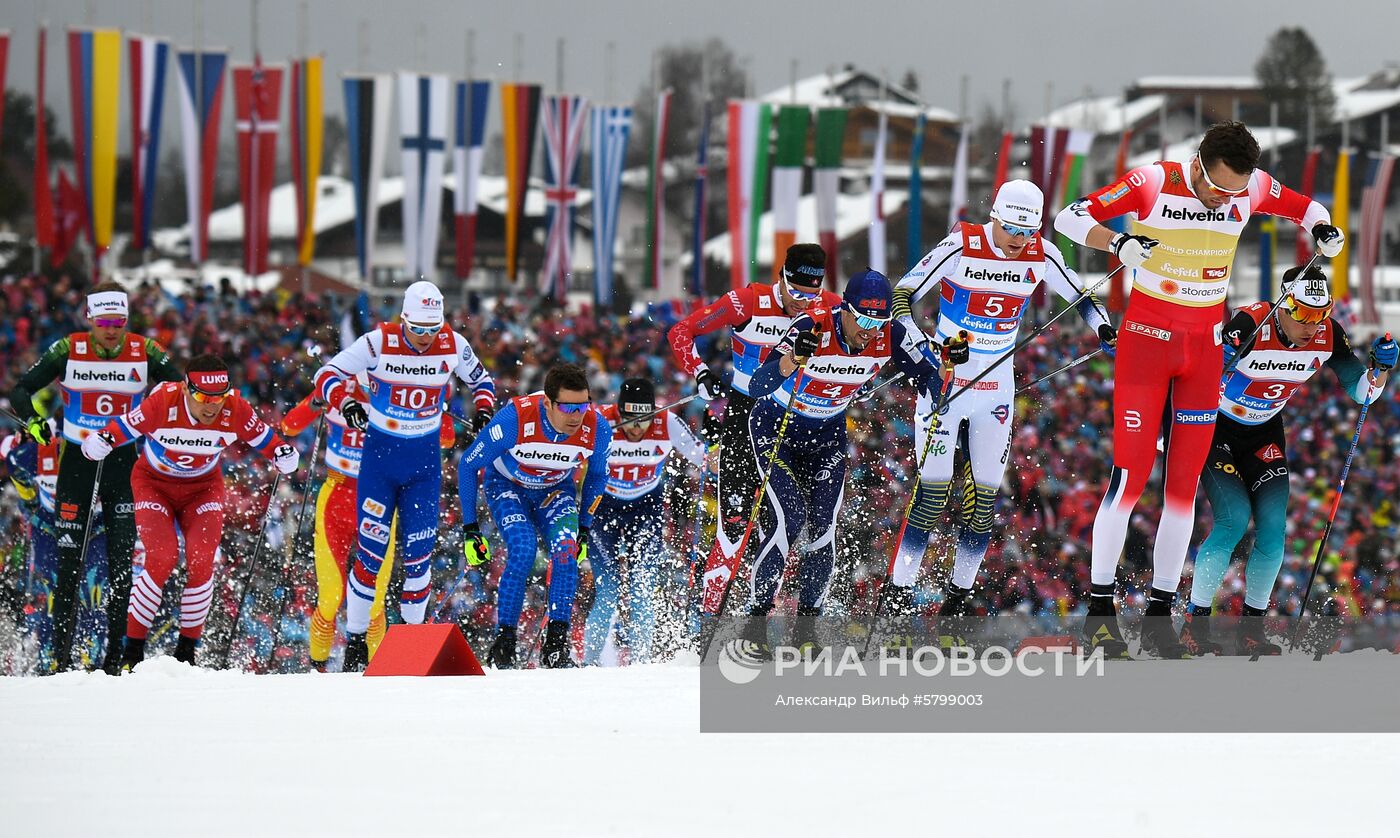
<box><xmin>290</xmin><ymin>56</ymin><xmax>324</xmax><ymax>266</ymax></box>
<box><xmin>813</xmin><ymin>108</ymin><xmax>847</xmax><ymax>287</ymax></box>
<box><xmin>501</xmin><ymin>83</ymin><xmax>541</xmax><ymax>282</ymax></box>
<box><xmin>67</xmin><ymin>28</ymin><xmax>122</xmax><ymax>260</ymax></box>
<box><xmin>453</xmin><ymin>80</ymin><xmax>490</xmax><ymax>279</ymax></box>
<box><xmin>769</xmin><ymin>104</ymin><xmax>808</xmax><ymax>282</ymax></box>
<box><xmin>643</xmin><ymin>89</ymin><xmax>672</xmax><ymax>290</ymax></box>
<box><xmin>726</xmin><ymin>100</ymin><xmax>771</xmax><ymax>290</ymax></box>
<box><xmin>176</xmin><ymin>49</ymin><xmax>227</xmax><ymax>264</ymax></box>
<box><xmin>128</xmin><ymin>34</ymin><xmax>169</xmax><ymax>253</ymax></box>
<box><xmin>233</xmin><ymin>61</ymin><xmax>284</xmax><ymax>276</ymax></box>
<box><xmin>33</xmin><ymin>27</ymin><xmax>54</xmax><ymax>251</ymax></box>
<box><xmin>539</xmin><ymin>94</ymin><xmax>588</xmax><ymax>301</ymax></box>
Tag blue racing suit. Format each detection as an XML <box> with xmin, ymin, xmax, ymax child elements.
<box><xmin>457</xmin><ymin>394</ymin><xmax>610</xmax><ymax>630</ymax></box>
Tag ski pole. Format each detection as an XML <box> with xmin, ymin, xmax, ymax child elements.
<box><xmin>861</xmin><ymin>343</ymin><xmax>963</xmax><ymax>660</ymax></box>
<box><xmin>853</xmin><ymin>372</ymin><xmax>906</xmax><ymax>403</ymax></box>
<box><xmin>267</xmin><ymin>405</ymin><xmax>328</xmax><ymax>664</ymax></box>
<box><xmin>699</xmin><ymin>338</ymin><xmax>815</xmax><ymax>661</ymax></box>
<box><xmin>1016</xmin><ymin>348</ymin><xmax>1104</xmax><ymax>394</ymax></box>
<box><xmin>624</xmin><ymin>394</ymin><xmax>701</xmax><ymax>425</ymax></box>
<box><xmin>1288</xmin><ymin>348</ymin><xmax>1385</xmax><ymax>651</ymax></box>
<box><xmin>943</xmin><ymin>265</ymin><xmax>1121</xmax><ymax>411</ymax></box>
<box><xmin>221</xmin><ymin>470</ymin><xmax>284</xmax><ymax>669</ymax></box>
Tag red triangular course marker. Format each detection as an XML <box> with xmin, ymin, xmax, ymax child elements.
<box><xmin>363</xmin><ymin>623</ymin><xmax>485</xmax><ymax>676</ymax></box>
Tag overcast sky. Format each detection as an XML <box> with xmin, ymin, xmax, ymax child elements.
<box><xmin>5</xmin><ymin>0</ymin><xmax>1398</xmax><ymax>139</ymax></box>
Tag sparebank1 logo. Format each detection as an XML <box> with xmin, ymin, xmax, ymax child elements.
<box><xmin>717</xmin><ymin>638</ymin><xmax>767</xmax><ymax>685</ymax></box>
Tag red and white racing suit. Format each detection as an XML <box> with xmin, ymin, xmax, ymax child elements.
<box><xmin>1055</xmin><ymin>160</ymin><xmax>1329</xmax><ymax>597</ymax></box>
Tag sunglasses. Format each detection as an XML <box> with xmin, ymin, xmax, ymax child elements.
<box><xmin>1284</xmin><ymin>298</ymin><xmax>1332</xmax><ymax>325</ymax></box>
<box><xmin>782</xmin><ymin>273</ymin><xmax>824</xmax><ymax>302</ymax></box>
<box><xmin>552</xmin><ymin>401</ymin><xmax>592</xmax><ymax>414</ymax></box>
<box><xmin>403</xmin><ymin>321</ymin><xmax>440</xmax><ymax>336</ymax></box>
<box><xmin>1195</xmin><ymin>155</ymin><xmax>1251</xmax><ymax>197</ymax></box>
<box><xmin>845</xmin><ymin>304</ymin><xmax>891</xmax><ymax>330</ymax></box>
<box><xmin>188</xmin><ymin>386</ymin><xmax>230</xmax><ymax>404</ymax></box>
<box><xmin>998</xmin><ymin>220</ymin><xmax>1037</xmax><ymax>238</ymax></box>
<box><xmin>93</xmin><ymin>317</ymin><xmax>128</xmax><ymax>329</ymax></box>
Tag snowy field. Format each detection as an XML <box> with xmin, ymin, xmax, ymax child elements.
<box><xmin>2</xmin><ymin>657</ymin><xmax>1396</xmax><ymax>837</ymax></box>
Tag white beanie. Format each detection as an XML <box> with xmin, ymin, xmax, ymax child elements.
<box><xmin>401</xmin><ymin>280</ymin><xmax>445</xmax><ymax>326</ymax></box>
<box><xmin>991</xmin><ymin>179</ymin><xmax>1044</xmax><ymax>229</ymax></box>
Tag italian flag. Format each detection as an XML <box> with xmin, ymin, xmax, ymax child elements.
<box><xmin>726</xmin><ymin>100</ymin><xmax>771</xmax><ymax>289</ymax></box>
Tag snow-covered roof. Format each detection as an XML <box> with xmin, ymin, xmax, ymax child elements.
<box><xmin>686</xmin><ymin>189</ymin><xmax>908</xmax><ymax>269</ymax></box>
<box><xmin>1133</xmin><ymin>75</ymin><xmax>1259</xmax><ymax>91</ymax></box>
<box><xmin>1335</xmin><ymin>86</ymin><xmax>1400</xmax><ymax>122</ymax></box>
<box><xmin>1042</xmin><ymin>94</ymin><xmax>1167</xmax><ymax>135</ymax></box>
<box><xmin>1127</xmin><ymin>126</ymin><xmax>1298</xmax><ymax>170</ymax></box>
<box><xmin>758</xmin><ymin>70</ymin><xmax>959</xmax><ymax>123</ymax></box>
<box><xmin>153</xmin><ymin>174</ymin><xmax>593</xmax><ymax>247</ymax></box>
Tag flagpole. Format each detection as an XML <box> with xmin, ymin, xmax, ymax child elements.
<box><xmin>605</xmin><ymin>41</ymin><xmax>615</xmax><ymax>103</ymax></box>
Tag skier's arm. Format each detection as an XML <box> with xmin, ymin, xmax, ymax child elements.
<box><xmin>143</xmin><ymin>338</ymin><xmax>185</xmax><ymax>383</ymax></box>
<box><xmin>101</xmin><ymin>384</ymin><xmax>172</xmax><ymax>447</ymax></box>
<box><xmin>1222</xmin><ymin>308</ymin><xmax>1266</xmax><ymax>366</ymax></box>
<box><xmin>667</xmin><ymin>287</ymin><xmax>754</xmax><ymax>378</ymax></box>
<box><xmin>2</xmin><ymin>438</ymin><xmax>38</xmax><ymax>503</ymax></box>
<box><xmin>452</xmin><ymin>333</ymin><xmax>497</xmax><ymax>413</ymax></box>
<box><xmin>232</xmin><ymin>396</ymin><xmax>288</xmax><ymax>459</ymax></box>
<box><xmin>313</xmin><ymin>332</ymin><xmax>377</xmax><ymax>409</ymax></box>
<box><xmin>578</xmin><ymin>416</ymin><xmax>613</xmax><ymax>528</ymax></box>
<box><xmin>892</xmin><ymin>234</ymin><xmax>961</xmax><ymax>347</ymax></box>
<box><xmin>281</xmin><ymin>391</ymin><xmax>323</xmax><ymax>436</ymax></box>
<box><xmin>1054</xmin><ymin>164</ymin><xmax>1162</xmax><ymax>251</ymax></box>
<box><xmin>1250</xmin><ymin>169</ymin><xmax>1331</xmax><ymax>230</ymax></box>
<box><xmin>455</xmin><ymin>403</ymin><xmax>521</xmax><ymax>526</ymax></box>
<box><xmin>666</xmin><ymin>412</ymin><xmax>707</xmax><ymax>469</ymax></box>
<box><xmin>6</xmin><ymin>338</ymin><xmax>70</xmax><ymax>421</ymax></box>
<box><xmin>1043</xmin><ymin>247</ymin><xmax>1110</xmax><ymax>334</ymax></box>
<box><xmin>1326</xmin><ymin>323</ymin><xmax>1389</xmax><ymax>405</ymax></box>
<box><xmin>889</xmin><ymin>320</ymin><xmax>936</xmax><ymax>393</ymax></box>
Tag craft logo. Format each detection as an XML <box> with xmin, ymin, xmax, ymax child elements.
<box><xmin>1202</xmin><ymin>266</ymin><xmax>1229</xmax><ymax>280</ymax></box>
<box><xmin>992</xmin><ymin>404</ymin><xmax>1010</xmax><ymax>425</ymax></box>
<box><xmin>1256</xmin><ymin>443</ymin><xmax>1284</xmax><ymax>463</ymax></box>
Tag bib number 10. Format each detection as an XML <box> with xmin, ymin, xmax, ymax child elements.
<box><xmin>389</xmin><ymin>386</ymin><xmax>441</xmax><ymax>411</ymax></box>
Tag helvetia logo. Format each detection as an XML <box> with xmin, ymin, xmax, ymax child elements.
<box><xmin>718</xmin><ymin>639</ymin><xmax>767</xmax><ymax>684</ymax></box>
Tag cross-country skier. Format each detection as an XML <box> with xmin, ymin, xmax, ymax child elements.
<box><xmin>6</xmin><ymin>281</ymin><xmax>184</xmax><ymax>673</ymax></box>
<box><xmin>1182</xmin><ymin>266</ymin><xmax>1394</xmax><ymax>656</ymax></box>
<box><xmin>281</xmin><ymin>378</ymin><xmax>458</xmax><ymax>671</ymax></box>
<box><xmin>739</xmin><ymin>270</ymin><xmax>936</xmax><ymax>650</ymax></box>
<box><xmin>889</xmin><ymin>180</ymin><xmax>1115</xmax><ymax>619</ymax></box>
<box><xmin>313</xmin><ymin>280</ymin><xmax>495</xmax><ymax>670</ymax></box>
<box><xmin>582</xmin><ymin>378</ymin><xmax>706</xmax><ymax>665</ymax></box>
<box><xmin>668</xmin><ymin>244</ymin><xmax>843</xmax><ymax>621</ymax></box>
<box><xmin>457</xmin><ymin>363</ymin><xmax>611</xmax><ymax>669</ymax></box>
<box><xmin>81</xmin><ymin>355</ymin><xmax>299</xmax><ymax>669</ymax></box>
<box><xmin>1054</xmin><ymin>121</ymin><xmax>1341</xmax><ymax>657</ymax></box>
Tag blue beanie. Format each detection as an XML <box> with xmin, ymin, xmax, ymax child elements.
<box><xmin>842</xmin><ymin>269</ymin><xmax>892</xmax><ymax>319</ymax></box>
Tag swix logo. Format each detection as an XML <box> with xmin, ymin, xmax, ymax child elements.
<box><xmin>1202</xmin><ymin>266</ymin><xmax>1229</xmax><ymax>280</ymax></box>
<box><xmin>1160</xmin><ymin>206</ymin><xmax>1231</xmax><ymax>222</ymax></box>
<box><xmin>992</xmin><ymin>404</ymin><xmax>1010</xmax><ymax>424</ymax></box>
<box><xmin>406</xmin><ymin>528</ymin><xmax>435</xmax><ymax>548</ymax></box>
<box><xmin>964</xmin><ymin>268</ymin><xmax>1026</xmax><ymax>283</ymax></box>
<box><xmin>381</xmin><ymin>360</ymin><xmax>442</xmax><ymax>376</ymax></box>
<box><xmin>1124</xmin><ymin>410</ymin><xmax>1142</xmax><ymax>431</ymax></box>
<box><xmin>1255</xmin><ymin>443</ymin><xmax>1284</xmax><ymax>463</ymax></box>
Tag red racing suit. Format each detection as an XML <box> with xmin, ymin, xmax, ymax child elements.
<box><xmin>1055</xmin><ymin>160</ymin><xmax>1329</xmax><ymax>594</ymax></box>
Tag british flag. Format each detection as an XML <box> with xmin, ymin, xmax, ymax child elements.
<box><xmin>540</xmin><ymin>94</ymin><xmax>589</xmax><ymax>301</ymax></box>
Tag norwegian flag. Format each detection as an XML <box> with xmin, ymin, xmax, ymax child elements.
<box><xmin>1358</xmin><ymin>153</ymin><xmax>1395</xmax><ymax>325</ymax></box>
<box><xmin>539</xmin><ymin>94</ymin><xmax>589</xmax><ymax>301</ymax></box>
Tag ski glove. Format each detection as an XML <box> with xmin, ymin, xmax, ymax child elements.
<box><xmin>791</xmin><ymin>329</ymin><xmax>821</xmax><ymax>365</ymax></box>
<box><xmin>1312</xmin><ymin>223</ymin><xmax>1345</xmax><ymax>259</ymax></box>
<box><xmin>473</xmin><ymin>405</ymin><xmax>494</xmax><ymax>434</ymax></box>
<box><xmin>1370</xmin><ymin>333</ymin><xmax>1398</xmax><ymax>371</ymax></box>
<box><xmin>25</xmin><ymin>417</ymin><xmax>53</xmax><ymax>445</ymax></box>
<box><xmin>272</xmin><ymin>443</ymin><xmax>299</xmax><ymax>475</ymax></box>
<box><xmin>80</xmin><ymin>431</ymin><xmax>114</xmax><ymax>462</ymax></box>
<box><xmin>695</xmin><ymin>368</ymin><xmax>724</xmax><ymax>402</ymax></box>
<box><xmin>942</xmin><ymin>331</ymin><xmax>971</xmax><ymax>366</ymax></box>
<box><xmin>1111</xmin><ymin>233</ymin><xmax>1159</xmax><ymax>269</ymax></box>
<box><xmin>1098</xmin><ymin>323</ymin><xmax>1118</xmax><ymax>359</ymax></box>
<box><xmin>576</xmin><ymin>526</ymin><xmax>590</xmax><ymax>566</ymax></box>
<box><xmin>463</xmin><ymin>525</ymin><xmax>492</xmax><ymax>567</ymax></box>
<box><xmin>340</xmin><ymin>399</ymin><xmax>369</xmax><ymax>431</ymax></box>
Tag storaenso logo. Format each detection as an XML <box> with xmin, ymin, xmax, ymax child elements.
<box><xmin>380</xmin><ymin>360</ymin><xmax>443</xmax><ymax>376</ymax></box>
<box><xmin>69</xmin><ymin>369</ymin><xmax>128</xmax><ymax>382</ymax></box>
<box><xmin>1248</xmin><ymin>358</ymin><xmax>1309</xmax><ymax>373</ymax></box>
<box><xmin>964</xmin><ymin>268</ymin><xmax>1026</xmax><ymax>283</ymax></box>
<box><xmin>1160</xmin><ymin>206</ymin><xmax>1231</xmax><ymax>222</ymax></box>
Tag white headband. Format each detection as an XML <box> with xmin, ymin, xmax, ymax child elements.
<box><xmin>87</xmin><ymin>290</ymin><xmax>129</xmax><ymax>320</ymax></box>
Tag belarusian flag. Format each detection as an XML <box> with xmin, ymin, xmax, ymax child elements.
<box><xmin>770</xmin><ymin>104</ymin><xmax>809</xmax><ymax>281</ymax></box>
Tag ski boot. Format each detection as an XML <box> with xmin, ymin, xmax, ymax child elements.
<box><xmin>738</xmin><ymin>606</ymin><xmax>773</xmax><ymax>661</ymax></box>
<box><xmin>486</xmin><ymin>626</ymin><xmax>517</xmax><ymax>670</ymax></box>
<box><xmin>934</xmin><ymin>583</ymin><xmax>973</xmax><ymax>650</ymax></box>
<box><xmin>1082</xmin><ymin>597</ymin><xmax>1131</xmax><ymax>660</ymax></box>
<box><xmin>100</xmin><ymin>643</ymin><xmax>125</xmax><ymax>676</ymax></box>
<box><xmin>1139</xmin><ymin>615</ymin><xmax>1191</xmax><ymax>659</ymax></box>
<box><xmin>873</xmin><ymin>584</ymin><xmax>916</xmax><ymax>659</ymax></box>
<box><xmin>791</xmin><ymin>607</ymin><xmax>822</xmax><ymax>659</ymax></box>
<box><xmin>343</xmin><ymin>633</ymin><xmax>370</xmax><ymax>672</ymax></box>
<box><xmin>1179</xmin><ymin>607</ymin><xmax>1223</xmax><ymax>656</ymax></box>
<box><xmin>1237</xmin><ymin>609</ymin><xmax>1282</xmax><ymax>657</ymax></box>
<box><xmin>309</xmin><ymin>658</ymin><xmax>328</xmax><ymax>674</ymax></box>
<box><xmin>174</xmin><ymin>636</ymin><xmax>199</xmax><ymax>666</ymax></box>
<box><xmin>540</xmin><ymin>620</ymin><xmax>576</xmax><ymax>669</ymax></box>
<box><xmin>120</xmin><ymin>637</ymin><xmax>146</xmax><ymax>673</ymax></box>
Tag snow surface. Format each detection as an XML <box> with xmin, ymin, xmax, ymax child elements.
<box><xmin>2</xmin><ymin>656</ymin><xmax>1396</xmax><ymax>837</ymax></box>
